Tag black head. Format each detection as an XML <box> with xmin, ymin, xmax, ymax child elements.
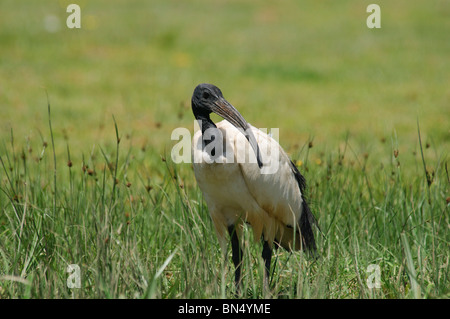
<box><xmin>191</xmin><ymin>83</ymin><xmax>224</xmax><ymax>117</ymax></box>
<box><xmin>191</xmin><ymin>83</ymin><xmax>263</xmax><ymax>168</ymax></box>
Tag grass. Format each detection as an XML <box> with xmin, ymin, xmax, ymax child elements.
<box><xmin>0</xmin><ymin>1</ymin><xmax>449</xmax><ymax>298</ymax></box>
<box><xmin>0</xmin><ymin>108</ymin><xmax>447</xmax><ymax>298</ymax></box>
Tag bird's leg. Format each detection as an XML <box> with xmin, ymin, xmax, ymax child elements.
<box><xmin>228</xmin><ymin>225</ymin><xmax>243</xmax><ymax>292</ymax></box>
<box><xmin>261</xmin><ymin>240</ymin><xmax>272</xmax><ymax>288</ymax></box>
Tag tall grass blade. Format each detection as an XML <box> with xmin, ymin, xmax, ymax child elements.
<box><xmin>401</xmin><ymin>233</ymin><xmax>421</xmax><ymax>298</ymax></box>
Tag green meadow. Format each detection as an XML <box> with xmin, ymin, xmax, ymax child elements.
<box><xmin>0</xmin><ymin>1</ymin><xmax>448</xmax><ymax>298</ymax></box>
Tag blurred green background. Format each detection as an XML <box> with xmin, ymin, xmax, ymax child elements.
<box><xmin>0</xmin><ymin>0</ymin><xmax>449</xmax><ymax>159</ymax></box>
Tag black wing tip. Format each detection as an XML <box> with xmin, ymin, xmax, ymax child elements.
<box><xmin>290</xmin><ymin>159</ymin><xmax>319</xmax><ymax>256</ymax></box>
<box><xmin>300</xmin><ymin>201</ymin><xmax>318</xmax><ymax>255</ymax></box>
<box><xmin>290</xmin><ymin>160</ymin><xmax>307</xmax><ymax>194</ymax></box>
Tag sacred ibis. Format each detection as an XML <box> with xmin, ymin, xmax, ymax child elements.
<box><xmin>191</xmin><ymin>83</ymin><xmax>317</xmax><ymax>288</ymax></box>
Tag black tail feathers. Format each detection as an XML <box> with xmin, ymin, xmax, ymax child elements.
<box><xmin>300</xmin><ymin>200</ymin><xmax>318</xmax><ymax>254</ymax></box>
<box><xmin>290</xmin><ymin>160</ymin><xmax>319</xmax><ymax>256</ymax></box>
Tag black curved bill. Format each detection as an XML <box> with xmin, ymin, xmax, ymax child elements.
<box><xmin>211</xmin><ymin>97</ymin><xmax>263</xmax><ymax>168</ymax></box>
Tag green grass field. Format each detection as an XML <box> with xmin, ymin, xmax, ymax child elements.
<box><xmin>0</xmin><ymin>1</ymin><xmax>448</xmax><ymax>298</ymax></box>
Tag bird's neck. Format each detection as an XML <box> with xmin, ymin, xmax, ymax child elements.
<box><xmin>195</xmin><ymin>114</ymin><xmax>217</xmax><ymax>147</ymax></box>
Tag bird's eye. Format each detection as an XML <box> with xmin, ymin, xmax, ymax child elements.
<box><xmin>202</xmin><ymin>92</ymin><xmax>210</xmax><ymax>99</ymax></box>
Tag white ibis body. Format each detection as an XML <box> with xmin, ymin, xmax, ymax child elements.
<box><xmin>191</xmin><ymin>83</ymin><xmax>317</xmax><ymax>288</ymax></box>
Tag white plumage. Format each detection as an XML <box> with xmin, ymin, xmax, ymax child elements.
<box><xmin>193</xmin><ymin>120</ymin><xmax>304</xmax><ymax>251</ymax></box>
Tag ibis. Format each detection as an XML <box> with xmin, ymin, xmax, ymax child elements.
<box><xmin>191</xmin><ymin>83</ymin><xmax>317</xmax><ymax>289</ymax></box>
